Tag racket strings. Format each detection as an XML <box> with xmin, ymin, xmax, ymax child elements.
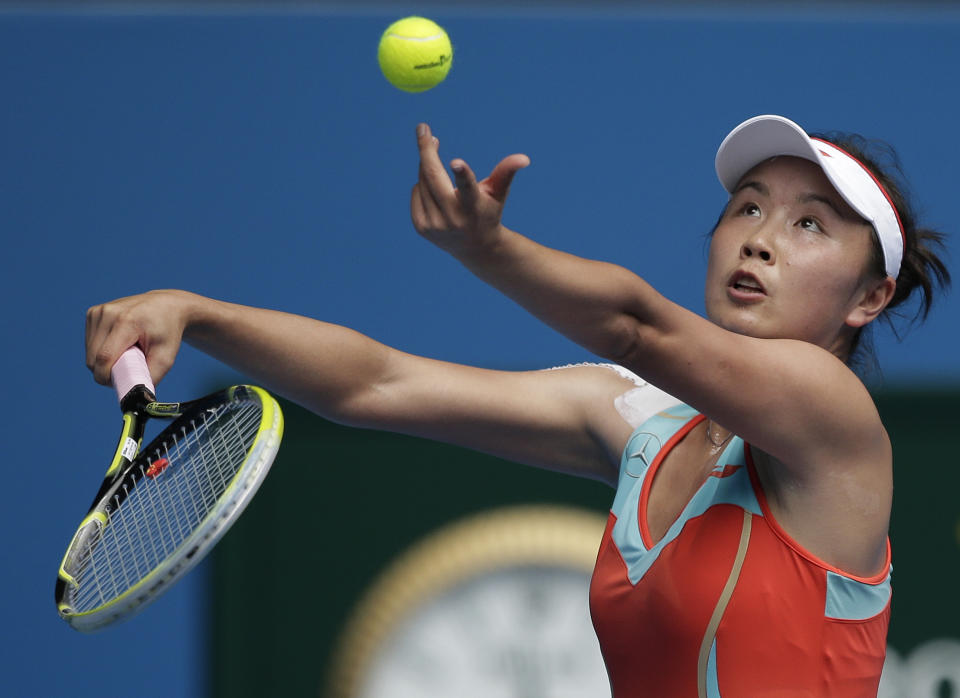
<box><xmin>72</xmin><ymin>399</ymin><xmax>264</xmax><ymax>612</ymax></box>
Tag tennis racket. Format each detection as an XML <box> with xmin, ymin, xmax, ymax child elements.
<box><xmin>56</xmin><ymin>346</ymin><xmax>283</xmax><ymax>632</ymax></box>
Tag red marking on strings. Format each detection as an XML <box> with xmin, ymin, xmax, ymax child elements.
<box><xmin>146</xmin><ymin>457</ymin><xmax>170</xmax><ymax>479</ymax></box>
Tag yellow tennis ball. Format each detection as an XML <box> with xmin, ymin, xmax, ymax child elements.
<box><xmin>378</xmin><ymin>17</ymin><xmax>453</xmax><ymax>93</ymax></box>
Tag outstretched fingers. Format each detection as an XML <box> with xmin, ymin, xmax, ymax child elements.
<box><xmin>451</xmin><ymin>158</ymin><xmax>479</xmax><ymax>211</ymax></box>
<box><xmin>411</xmin><ymin>180</ymin><xmax>445</xmax><ymax>234</ymax></box>
<box><xmin>412</xmin><ymin>123</ymin><xmax>530</xmax><ymax>249</ymax></box>
<box><xmin>416</xmin><ymin>123</ymin><xmax>455</xmax><ymax>208</ymax></box>
<box><xmin>484</xmin><ymin>154</ymin><xmax>531</xmax><ymax>202</ymax></box>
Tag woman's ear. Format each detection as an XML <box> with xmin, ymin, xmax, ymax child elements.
<box><xmin>846</xmin><ymin>276</ymin><xmax>896</xmax><ymax>328</ymax></box>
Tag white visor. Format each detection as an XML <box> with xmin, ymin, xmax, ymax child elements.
<box><xmin>715</xmin><ymin>114</ymin><xmax>904</xmax><ymax>279</ymax></box>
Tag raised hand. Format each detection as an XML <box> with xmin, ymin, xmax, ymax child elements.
<box><xmin>410</xmin><ymin>122</ymin><xmax>530</xmax><ymax>257</ymax></box>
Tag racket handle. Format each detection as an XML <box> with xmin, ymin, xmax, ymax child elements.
<box><xmin>111</xmin><ymin>347</ymin><xmax>156</xmax><ymax>405</ymax></box>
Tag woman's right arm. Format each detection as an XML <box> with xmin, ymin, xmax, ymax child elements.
<box><xmin>85</xmin><ymin>289</ymin><xmax>639</xmax><ymax>485</ymax></box>
<box><xmin>87</xmin><ymin>289</ymin><xmax>415</xmax><ymax>424</ymax></box>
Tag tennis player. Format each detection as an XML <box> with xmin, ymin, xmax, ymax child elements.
<box><xmin>86</xmin><ymin>115</ymin><xmax>948</xmax><ymax>696</ymax></box>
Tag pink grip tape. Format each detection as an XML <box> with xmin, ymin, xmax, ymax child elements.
<box><xmin>111</xmin><ymin>346</ymin><xmax>156</xmax><ymax>404</ymax></box>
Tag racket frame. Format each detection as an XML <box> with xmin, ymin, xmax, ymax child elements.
<box><xmin>56</xmin><ymin>383</ymin><xmax>283</xmax><ymax>632</ymax></box>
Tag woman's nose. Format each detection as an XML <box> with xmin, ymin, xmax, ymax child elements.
<box><xmin>741</xmin><ymin>232</ymin><xmax>775</xmax><ymax>263</ymax></box>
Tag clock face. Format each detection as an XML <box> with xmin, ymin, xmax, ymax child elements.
<box><xmin>326</xmin><ymin>506</ymin><xmax>611</xmax><ymax>698</ymax></box>
<box><xmin>357</xmin><ymin>566</ymin><xmax>610</xmax><ymax>698</ymax></box>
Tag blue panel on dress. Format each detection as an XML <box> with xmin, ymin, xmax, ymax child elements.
<box><xmin>824</xmin><ymin>567</ymin><xmax>892</xmax><ymax>620</ymax></box>
<box><xmin>609</xmin><ymin>404</ymin><xmax>761</xmax><ymax>587</ymax></box>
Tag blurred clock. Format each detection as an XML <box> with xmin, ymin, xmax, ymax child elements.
<box><xmin>325</xmin><ymin>505</ymin><xmax>611</xmax><ymax>698</ymax></box>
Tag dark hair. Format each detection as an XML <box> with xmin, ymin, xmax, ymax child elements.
<box><xmin>810</xmin><ymin>131</ymin><xmax>951</xmax><ymax>373</ymax></box>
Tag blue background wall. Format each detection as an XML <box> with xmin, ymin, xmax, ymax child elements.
<box><xmin>2</xmin><ymin>4</ymin><xmax>957</xmax><ymax>696</ymax></box>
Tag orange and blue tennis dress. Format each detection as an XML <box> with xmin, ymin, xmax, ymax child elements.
<box><xmin>590</xmin><ymin>403</ymin><xmax>891</xmax><ymax>697</ymax></box>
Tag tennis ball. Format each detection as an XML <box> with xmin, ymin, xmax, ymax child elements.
<box><xmin>378</xmin><ymin>17</ymin><xmax>453</xmax><ymax>93</ymax></box>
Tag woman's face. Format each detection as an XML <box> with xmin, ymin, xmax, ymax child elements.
<box><xmin>704</xmin><ymin>156</ymin><xmax>884</xmax><ymax>357</ymax></box>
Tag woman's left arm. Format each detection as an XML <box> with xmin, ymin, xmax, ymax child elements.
<box><xmin>412</xmin><ymin>123</ymin><xmax>670</xmax><ymax>365</ymax></box>
<box><xmin>412</xmin><ymin>123</ymin><xmax>887</xmax><ymax>473</ymax></box>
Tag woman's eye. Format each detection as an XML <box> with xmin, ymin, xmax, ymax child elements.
<box><xmin>799</xmin><ymin>217</ymin><xmax>823</xmax><ymax>233</ymax></box>
<box><xmin>741</xmin><ymin>203</ymin><xmax>761</xmax><ymax>217</ymax></box>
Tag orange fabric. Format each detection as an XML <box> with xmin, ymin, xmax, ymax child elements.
<box><xmin>590</xmin><ymin>506</ymin><xmax>889</xmax><ymax>697</ymax></box>
<box><xmin>591</xmin><ymin>506</ymin><xmax>747</xmax><ymax>697</ymax></box>
<box><xmin>589</xmin><ymin>421</ymin><xmax>890</xmax><ymax>697</ymax></box>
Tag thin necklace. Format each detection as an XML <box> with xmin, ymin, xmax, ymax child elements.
<box><xmin>706</xmin><ymin>419</ymin><xmax>733</xmax><ymax>454</ymax></box>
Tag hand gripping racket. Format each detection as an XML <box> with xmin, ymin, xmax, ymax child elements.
<box><xmin>56</xmin><ymin>346</ymin><xmax>283</xmax><ymax>632</ymax></box>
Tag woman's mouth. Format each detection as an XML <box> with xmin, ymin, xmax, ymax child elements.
<box><xmin>728</xmin><ymin>271</ymin><xmax>766</xmax><ymax>300</ymax></box>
